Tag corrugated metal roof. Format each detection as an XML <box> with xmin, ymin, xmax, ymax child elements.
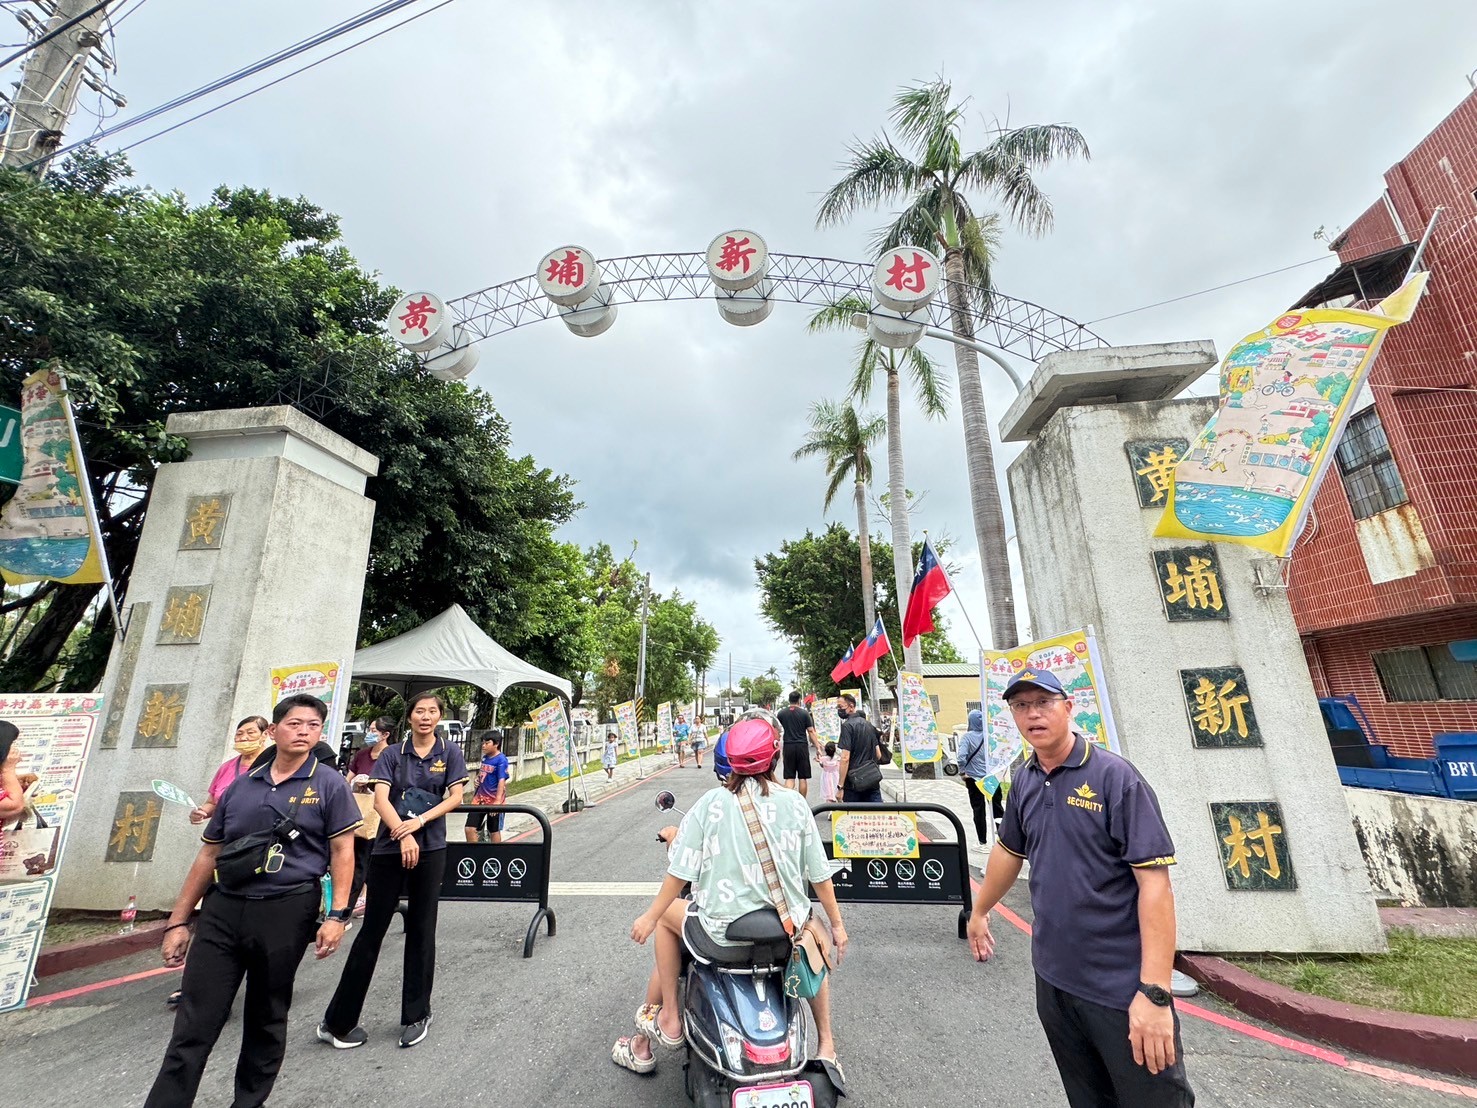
<box><xmin>920</xmin><ymin>662</ymin><xmax>980</xmax><ymax>677</ymax></box>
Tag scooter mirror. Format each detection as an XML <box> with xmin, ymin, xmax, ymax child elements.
<box><xmin>655</xmin><ymin>790</ymin><xmax>677</xmax><ymax>811</ymax></box>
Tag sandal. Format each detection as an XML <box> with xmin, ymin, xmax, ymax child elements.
<box><xmin>814</xmin><ymin>1055</ymin><xmax>846</xmax><ymax>1085</ymax></box>
<box><xmin>636</xmin><ymin>1005</ymin><xmax>685</xmax><ymax>1048</ymax></box>
<box><xmin>612</xmin><ymin>1035</ymin><xmax>657</xmax><ymax>1074</ymax></box>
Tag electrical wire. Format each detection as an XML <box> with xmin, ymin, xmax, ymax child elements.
<box><xmin>0</xmin><ymin>0</ymin><xmax>111</xmax><ymax>70</ymax></box>
<box><xmin>20</xmin><ymin>0</ymin><xmax>435</xmax><ymax>170</ymax></box>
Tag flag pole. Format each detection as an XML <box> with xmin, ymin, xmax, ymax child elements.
<box><xmin>878</xmin><ymin>616</ymin><xmax>906</xmax><ymax>804</ymax></box>
<box><xmin>58</xmin><ymin>375</ymin><xmax>123</xmax><ymax>642</ymax></box>
<box><xmin>924</xmin><ymin>529</ymin><xmax>987</xmax><ymax>653</ymax></box>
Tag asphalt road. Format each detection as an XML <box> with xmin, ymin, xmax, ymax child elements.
<box><xmin>3</xmin><ymin>765</ymin><xmax>1470</xmax><ymax>1107</ymax></box>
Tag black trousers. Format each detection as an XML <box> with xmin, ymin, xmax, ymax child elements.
<box><xmin>961</xmin><ymin>777</ymin><xmax>1004</xmax><ymax>844</ymax></box>
<box><xmin>841</xmin><ymin>783</ymin><xmax>883</xmax><ymax>803</ymax></box>
<box><xmin>346</xmin><ymin>836</ymin><xmax>372</xmax><ymax>909</ymax></box>
<box><xmin>1035</xmin><ymin>975</ymin><xmax>1195</xmax><ymax>1108</ymax></box>
<box><xmin>144</xmin><ymin>885</ymin><xmax>319</xmax><ymax>1108</ymax></box>
<box><xmin>323</xmin><ymin>848</ymin><xmax>446</xmax><ymax>1031</ymax></box>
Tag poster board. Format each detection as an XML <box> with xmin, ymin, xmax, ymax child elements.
<box><xmin>656</xmin><ymin>702</ymin><xmax>673</xmax><ymax>749</ymax></box>
<box><xmin>615</xmin><ymin>700</ymin><xmax>639</xmax><ymax>754</ymax></box>
<box><xmin>896</xmin><ymin>672</ymin><xmax>942</xmax><ymax>763</ymax></box>
<box><xmin>270</xmin><ymin>661</ymin><xmax>346</xmax><ymax>751</ymax></box>
<box><xmin>531</xmin><ymin>698</ymin><xmax>573</xmax><ymax>780</ymax></box>
<box><xmin>812</xmin><ymin>697</ymin><xmax>841</xmax><ymax>746</ymax></box>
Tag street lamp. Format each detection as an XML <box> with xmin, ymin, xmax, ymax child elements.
<box><xmin>848</xmin><ymin>311</ymin><xmax>1025</xmax><ymax>394</ymax></box>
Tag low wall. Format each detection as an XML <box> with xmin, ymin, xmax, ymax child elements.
<box><xmin>1344</xmin><ymin>787</ymin><xmax>1477</xmax><ymax>908</ymax></box>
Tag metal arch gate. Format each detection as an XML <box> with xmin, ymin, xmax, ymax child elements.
<box><xmin>443</xmin><ymin>252</ymin><xmax>1107</xmax><ymax>364</ymax></box>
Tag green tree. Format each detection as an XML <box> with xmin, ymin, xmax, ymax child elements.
<box><xmin>808</xmin><ymin>295</ymin><xmax>948</xmax><ymax>673</ymax></box>
<box><xmin>792</xmin><ymin>399</ymin><xmax>887</xmax><ymax>706</ymax></box>
<box><xmin>0</xmin><ymin>152</ymin><xmax>585</xmax><ymax>692</ymax></box>
<box><xmin>754</xmin><ymin>524</ymin><xmax>962</xmax><ymax>695</ymax></box>
<box><xmin>739</xmin><ymin>670</ymin><xmax>783</xmax><ymax>709</ymax></box>
<box><xmin>817</xmin><ymin>77</ymin><xmax>1089</xmax><ymax>650</ymax></box>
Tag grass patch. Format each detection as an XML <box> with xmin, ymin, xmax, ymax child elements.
<box><xmin>41</xmin><ymin>910</ymin><xmax>165</xmax><ymax>949</ymax></box>
<box><xmin>1230</xmin><ymin>929</ymin><xmax>1477</xmax><ymax>1019</ymax></box>
<box><xmin>505</xmin><ymin>749</ymin><xmax>646</xmax><ymax>796</ymax></box>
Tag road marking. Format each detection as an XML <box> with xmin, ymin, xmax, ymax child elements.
<box><xmin>548</xmin><ymin>881</ymin><xmax>662</xmax><ymax>896</ymax></box>
<box><xmin>27</xmin><ymin>965</ymin><xmax>180</xmax><ymax>1007</ymax></box>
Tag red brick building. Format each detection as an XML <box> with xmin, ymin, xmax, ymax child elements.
<box><xmin>1288</xmin><ymin>91</ymin><xmax>1477</xmax><ymax>758</ymax></box>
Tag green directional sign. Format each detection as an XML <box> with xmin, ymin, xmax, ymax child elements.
<box><xmin>0</xmin><ymin>404</ymin><xmax>20</xmax><ymax>486</ymax></box>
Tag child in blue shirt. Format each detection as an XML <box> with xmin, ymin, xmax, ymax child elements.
<box><xmin>464</xmin><ymin>731</ymin><xmax>510</xmax><ymax>843</ymax></box>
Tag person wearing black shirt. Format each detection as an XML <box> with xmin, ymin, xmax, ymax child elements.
<box><xmin>836</xmin><ymin>694</ymin><xmax>885</xmax><ymax>803</ymax></box>
<box><xmin>776</xmin><ymin>691</ymin><xmax>823</xmax><ymax>797</ymax></box>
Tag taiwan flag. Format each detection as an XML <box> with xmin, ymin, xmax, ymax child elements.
<box><xmin>854</xmin><ymin>616</ymin><xmax>891</xmax><ymax>674</ymax></box>
<box><xmin>902</xmin><ymin>541</ymin><xmax>951</xmax><ymax>647</ymax></box>
<box><xmin>830</xmin><ymin>644</ymin><xmax>857</xmax><ymax>684</ymax></box>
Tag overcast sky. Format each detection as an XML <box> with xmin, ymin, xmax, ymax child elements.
<box><xmin>35</xmin><ymin>0</ymin><xmax>1477</xmax><ymax>686</ymax></box>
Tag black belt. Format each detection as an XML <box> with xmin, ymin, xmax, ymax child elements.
<box><xmin>212</xmin><ymin>880</ymin><xmax>319</xmax><ymax>901</ymax></box>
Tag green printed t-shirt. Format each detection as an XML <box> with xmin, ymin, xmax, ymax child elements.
<box><xmin>667</xmin><ymin>780</ymin><xmax>833</xmax><ymax>946</ymax></box>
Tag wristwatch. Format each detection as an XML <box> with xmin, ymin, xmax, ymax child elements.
<box><xmin>1138</xmin><ymin>982</ymin><xmax>1172</xmax><ymax>1007</ymax></box>
<box><xmin>328</xmin><ymin>907</ymin><xmax>353</xmax><ymax>923</ymax></box>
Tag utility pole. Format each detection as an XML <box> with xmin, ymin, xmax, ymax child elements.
<box><xmin>634</xmin><ymin>572</ymin><xmax>650</xmax><ymax>774</ymax></box>
<box><xmin>1</xmin><ymin>0</ymin><xmax>122</xmax><ymax>175</ymax></box>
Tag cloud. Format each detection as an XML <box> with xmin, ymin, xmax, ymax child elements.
<box><xmin>82</xmin><ymin>0</ymin><xmax>1477</xmax><ymax>674</ymax></box>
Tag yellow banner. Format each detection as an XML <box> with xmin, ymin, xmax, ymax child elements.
<box><xmin>896</xmin><ymin>672</ymin><xmax>942</xmax><ymax>762</ymax></box>
<box><xmin>1155</xmin><ymin>274</ymin><xmax>1427</xmax><ymax>555</ymax></box>
<box><xmin>0</xmin><ymin>370</ymin><xmax>104</xmax><ymax>585</ymax></box>
<box><xmin>832</xmin><ymin>810</ymin><xmax>919</xmax><ymax>859</ymax></box>
<box><xmin>531</xmin><ymin>698</ymin><xmax>572</xmax><ymax>780</ymax></box>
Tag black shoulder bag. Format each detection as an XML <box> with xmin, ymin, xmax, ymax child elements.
<box><xmin>393</xmin><ymin>739</ymin><xmax>445</xmax><ymax>820</ymax></box>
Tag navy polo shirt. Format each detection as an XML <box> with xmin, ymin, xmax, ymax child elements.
<box><xmin>203</xmin><ymin>756</ymin><xmax>361</xmax><ymax>894</ymax></box>
<box><xmin>998</xmin><ymin>732</ymin><xmax>1176</xmax><ymax>1011</ymax></box>
<box><xmin>370</xmin><ymin>737</ymin><xmax>468</xmax><ymax>855</ymax></box>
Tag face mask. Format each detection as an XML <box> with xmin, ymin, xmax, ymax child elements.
<box><xmin>234</xmin><ymin>736</ymin><xmax>267</xmax><ymax>755</ymax></box>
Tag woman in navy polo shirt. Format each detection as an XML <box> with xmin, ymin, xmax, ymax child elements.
<box><xmin>318</xmin><ymin>691</ymin><xmax>467</xmax><ymax>1050</ymax></box>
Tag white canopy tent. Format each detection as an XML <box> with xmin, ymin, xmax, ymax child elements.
<box><xmin>351</xmin><ymin>603</ymin><xmax>572</xmax><ymax>706</ymax></box>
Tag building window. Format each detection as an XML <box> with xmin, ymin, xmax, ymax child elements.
<box><xmin>1372</xmin><ymin>644</ymin><xmax>1477</xmax><ymax>702</ymax></box>
<box><xmin>965</xmin><ymin>700</ymin><xmax>982</xmax><ymax>714</ymax></box>
<box><xmin>1335</xmin><ymin>407</ymin><xmax>1408</xmax><ymax>520</ymax></box>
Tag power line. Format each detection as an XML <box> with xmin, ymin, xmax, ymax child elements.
<box><xmin>21</xmin><ymin>0</ymin><xmax>441</xmax><ymax>170</ymax></box>
<box><xmin>0</xmin><ymin>0</ymin><xmax>110</xmax><ymax>70</ymax></box>
<box><xmin>1084</xmin><ymin>256</ymin><xmax>1330</xmax><ymax>325</ymax></box>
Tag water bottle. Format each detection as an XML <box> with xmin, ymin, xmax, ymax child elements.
<box><xmin>120</xmin><ymin>894</ymin><xmax>137</xmax><ymax>934</ymax></box>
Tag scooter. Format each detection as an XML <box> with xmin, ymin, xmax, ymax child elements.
<box><xmin>654</xmin><ymin>793</ymin><xmax>845</xmax><ymax>1108</ymax></box>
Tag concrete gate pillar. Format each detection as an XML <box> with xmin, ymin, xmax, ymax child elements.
<box><xmin>1000</xmin><ymin>344</ymin><xmax>1383</xmax><ymax>953</ymax></box>
<box><xmin>57</xmin><ymin>407</ymin><xmax>378</xmax><ymax>911</ymax></box>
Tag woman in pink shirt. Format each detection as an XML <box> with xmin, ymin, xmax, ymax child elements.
<box><xmin>188</xmin><ymin>715</ymin><xmax>271</xmax><ymax>825</ymax></box>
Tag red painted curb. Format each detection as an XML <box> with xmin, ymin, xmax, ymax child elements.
<box><xmin>36</xmin><ymin>919</ymin><xmax>170</xmax><ymax>979</ymax></box>
<box><xmin>1179</xmin><ymin>953</ymin><xmax>1477</xmax><ymax>1080</ymax></box>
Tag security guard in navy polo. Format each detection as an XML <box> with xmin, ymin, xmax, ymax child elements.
<box><xmin>144</xmin><ymin>694</ymin><xmax>361</xmax><ymax>1108</ymax></box>
<box><xmin>967</xmin><ymin>667</ymin><xmax>1195</xmax><ymax>1107</ymax></box>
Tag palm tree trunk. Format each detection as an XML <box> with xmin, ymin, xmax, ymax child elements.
<box><xmin>853</xmin><ymin>469</ymin><xmax>880</xmax><ymax>718</ymax></box>
<box><xmin>885</xmin><ymin>361</ymin><xmax>924</xmax><ymax>674</ymax></box>
<box><xmin>943</xmin><ymin>247</ymin><xmax>1019</xmax><ymax>650</ymax></box>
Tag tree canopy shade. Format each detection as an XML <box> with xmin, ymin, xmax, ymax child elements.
<box><xmin>0</xmin><ymin>152</ymin><xmax>586</xmax><ymax>692</ymax></box>
<box><xmin>755</xmin><ymin>523</ymin><xmax>962</xmax><ymax>694</ymax></box>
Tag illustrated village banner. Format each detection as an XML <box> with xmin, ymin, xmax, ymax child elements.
<box><xmin>270</xmin><ymin>661</ymin><xmax>347</xmax><ymax>751</ymax></box>
<box><xmin>1155</xmin><ymin>274</ymin><xmax>1427</xmax><ymax>556</ymax></box>
<box><xmin>812</xmin><ymin>697</ymin><xmax>841</xmax><ymax>746</ymax></box>
<box><xmin>980</xmin><ymin>629</ymin><xmax>1119</xmax><ymax>796</ymax></box>
<box><xmin>0</xmin><ymin>694</ymin><xmax>102</xmax><ymax>1011</ymax></box>
<box><xmin>656</xmin><ymin>702</ymin><xmax>673</xmax><ymax>749</ymax></box>
<box><xmin>895</xmin><ymin>672</ymin><xmax>942</xmax><ymax>763</ymax></box>
<box><xmin>615</xmin><ymin>700</ymin><xmax>639</xmax><ymax>753</ymax></box>
<box><xmin>531</xmin><ymin>698</ymin><xmax>573</xmax><ymax>780</ymax></box>
<box><xmin>0</xmin><ymin>369</ymin><xmax>105</xmax><ymax>585</ymax></box>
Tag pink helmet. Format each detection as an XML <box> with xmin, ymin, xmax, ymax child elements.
<box><xmin>724</xmin><ymin>717</ymin><xmax>780</xmax><ymax>776</ymax></box>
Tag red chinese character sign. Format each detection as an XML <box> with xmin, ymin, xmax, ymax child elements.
<box><xmin>536</xmin><ymin>244</ymin><xmax>617</xmax><ymax>337</ymax></box>
<box><xmin>706</xmin><ymin>229</ymin><xmax>772</xmax><ymax>326</ymax></box>
<box><xmin>387</xmin><ymin>291</ymin><xmax>451</xmax><ymax>353</ymax></box>
<box><xmin>871</xmin><ymin>247</ymin><xmax>941</xmax><ymax>314</ymax></box>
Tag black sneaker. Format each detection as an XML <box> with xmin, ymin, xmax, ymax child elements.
<box><xmin>399</xmin><ymin>1014</ymin><xmax>432</xmax><ymax>1048</ymax></box>
<box><xmin>316</xmin><ymin>1022</ymin><xmax>367</xmax><ymax>1049</ymax></box>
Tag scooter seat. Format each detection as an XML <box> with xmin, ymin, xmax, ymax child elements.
<box><xmin>683</xmin><ymin>907</ymin><xmax>791</xmax><ymax>967</ymax></box>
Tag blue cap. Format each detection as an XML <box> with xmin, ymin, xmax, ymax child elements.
<box><xmin>1001</xmin><ymin>666</ymin><xmax>1067</xmax><ymax>701</ymax></box>
<box><xmin>713</xmin><ymin>730</ymin><xmax>731</xmax><ymax>779</ymax></box>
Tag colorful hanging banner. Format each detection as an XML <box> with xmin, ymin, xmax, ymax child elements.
<box><xmin>812</xmin><ymin>697</ymin><xmax>841</xmax><ymax>745</ymax></box>
<box><xmin>656</xmin><ymin>702</ymin><xmax>673</xmax><ymax>749</ymax></box>
<box><xmin>270</xmin><ymin>661</ymin><xmax>346</xmax><ymax>749</ymax></box>
<box><xmin>531</xmin><ymin>698</ymin><xmax>573</xmax><ymax>780</ymax></box>
<box><xmin>1155</xmin><ymin>274</ymin><xmax>1428</xmax><ymax>556</ymax></box>
<box><xmin>979</xmin><ymin>629</ymin><xmax>1120</xmax><ymax>796</ymax></box>
<box><xmin>615</xmin><ymin>699</ymin><xmax>639</xmax><ymax>753</ymax></box>
<box><xmin>896</xmin><ymin>672</ymin><xmax>942</xmax><ymax>763</ymax></box>
<box><xmin>0</xmin><ymin>370</ymin><xmax>106</xmax><ymax>585</ymax></box>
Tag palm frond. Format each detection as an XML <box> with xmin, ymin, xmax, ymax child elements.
<box><xmin>816</xmin><ymin>137</ymin><xmax>920</xmax><ymax>228</ymax></box>
<box><xmin>954</xmin><ymin>124</ymin><xmax>1087</xmax><ymax>236</ymax></box>
<box><xmin>902</xmin><ymin>345</ymin><xmax>950</xmax><ymax>419</ymax></box>
<box><xmin>821</xmin><ymin>457</ymin><xmax>852</xmax><ymax>511</ymax></box>
<box><xmin>958</xmin><ymin>209</ymin><xmax>1000</xmax><ymax>302</ymax></box>
<box><xmin>982</xmin><ymin>121</ymin><xmax>1091</xmax><ymax>169</ymax></box>
<box><xmin>850</xmin><ymin>340</ymin><xmax>881</xmax><ymax>403</ymax></box>
<box><xmin>807</xmin><ymin>294</ymin><xmax>871</xmax><ymax>334</ymax></box>
<box><xmin>868</xmin><ymin>181</ymin><xmax>947</xmax><ymax>256</ymax></box>
<box><xmin>889</xmin><ymin>78</ymin><xmax>966</xmax><ymax>164</ymax></box>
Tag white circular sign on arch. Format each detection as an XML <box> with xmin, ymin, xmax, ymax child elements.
<box><xmin>871</xmin><ymin>246</ymin><xmax>942</xmax><ymax>314</ymax></box>
<box><xmin>537</xmin><ymin>245</ymin><xmax>602</xmax><ymax>307</ymax></box>
<box><xmin>706</xmin><ymin>230</ymin><xmax>768</xmax><ymax>292</ymax></box>
<box><xmin>388</xmin><ymin>291</ymin><xmax>451</xmax><ymax>352</ymax></box>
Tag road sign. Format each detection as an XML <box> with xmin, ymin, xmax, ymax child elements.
<box><xmin>151</xmin><ymin>779</ymin><xmax>195</xmax><ymax>809</ymax></box>
<box><xmin>825</xmin><ymin>841</ymin><xmax>966</xmax><ymax>906</ymax></box>
<box><xmin>0</xmin><ymin>405</ymin><xmax>20</xmax><ymax>486</ymax></box>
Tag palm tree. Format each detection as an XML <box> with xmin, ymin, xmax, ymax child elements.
<box><xmin>793</xmin><ymin>399</ymin><xmax>887</xmax><ymax>710</ymax></box>
<box><xmin>817</xmin><ymin>77</ymin><xmax>1089</xmax><ymax>650</ymax></box>
<box><xmin>808</xmin><ymin>295</ymin><xmax>948</xmax><ymax>673</ymax></box>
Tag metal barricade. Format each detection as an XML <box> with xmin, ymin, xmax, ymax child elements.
<box><xmin>809</xmin><ymin>802</ymin><xmax>973</xmax><ymax>938</ymax></box>
<box><xmin>438</xmin><ymin>803</ymin><xmax>557</xmax><ymax>957</ymax></box>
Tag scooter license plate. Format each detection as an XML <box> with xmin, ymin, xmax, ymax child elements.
<box><xmin>731</xmin><ymin>1078</ymin><xmax>814</xmax><ymax>1108</ymax></box>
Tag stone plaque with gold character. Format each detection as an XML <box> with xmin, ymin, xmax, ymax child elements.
<box><xmin>1180</xmin><ymin>665</ymin><xmax>1262</xmax><ymax>748</ymax></box>
<box><xmin>133</xmin><ymin>683</ymin><xmax>189</xmax><ymax>749</ymax></box>
<box><xmin>106</xmin><ymin>790</ymin><xmax>163</xmax><ymax>863</ymax></box>
<box><xmin>1152</xmin><ymin>544</ymin><xmax>1230</xmax><ymax>622</ymax></box>
<box><xmin>179</xmin><ymin>494</ymin><xmax>231</xmax><ymax>550</ymax></box>
<box><xmin>1125</xmin><ymin>438</ymin><xmax>1190</xmax><ymax>509</ymax></box>
<box><xmin>156</xmin><ymin>584</ymin><xmax>211</xmax><ymax>645</ymax></box>
<box><xmin>1210</xmin><ymin>801</ymin><xmax>1296</xmax><ymax>891</ymax></box>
